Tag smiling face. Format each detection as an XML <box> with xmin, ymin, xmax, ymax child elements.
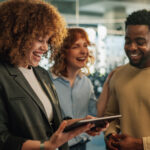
<box><xmin>66</xmin><ymin>37</ymin><xmax>89</xmax><ymax>72</ymax></box>
<box><xmin>20</xmin><ymin>35</ymin><xmax>50</xmax><ymax>68</ymax></box>
<box><xmin>125</xmin><ymin>25</ymin><xmax>150</xmax><ymax>68</ymax></box>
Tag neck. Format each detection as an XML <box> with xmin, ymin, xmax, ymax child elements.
<box><xmin>132</xmin><ymin>60</ymin><xmax>150</xmax><ymax>69</ymax></box>
<box><xmin>19</xmin><ymin>65</ymin><xmax>31</xmax><ymax>69</ymax></box>
<box><xmin>66</xmin><ymin>67</ymin><xmax>80</xmax><ymax>87</ymax></box>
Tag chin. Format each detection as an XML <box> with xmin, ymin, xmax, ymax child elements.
<box><xmin>79</xmin><ymin>66</ymin><xmax>85</xmax><ymax>69</ymax></box>
<box><xmin>31</xmin><ymin>63</ymin><xmax>39</xmax><ymax>67</ymax></box>
<box><xmin>130</xmin><ymin>61</ymin><xmax>141</xmax><ymax>68</ymax></box>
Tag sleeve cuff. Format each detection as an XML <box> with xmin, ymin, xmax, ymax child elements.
<box><xmin>142</xmin><ymin>137</ymin><xmax>150</xmax><ymax>150</ymax></box>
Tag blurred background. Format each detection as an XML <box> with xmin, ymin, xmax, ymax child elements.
<box><xmin>40</xmin><ymin>0</ymin><xmax>150</xmax><ymax>97</ymax></box>
<box><xmin>0</xmin><ymin>0</ymin><xmax>147</xmax><ymax>149</ymax></box>
<box><xmin>38</xmin><ymin>1</ymin><xmax>150</xmax><ymax>149</ymax></box>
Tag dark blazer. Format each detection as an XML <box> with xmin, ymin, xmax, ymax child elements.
<box><xmin>0</xmin><ymin>62</ymin><xmax>68</xmax><ymax>150</ymax></box>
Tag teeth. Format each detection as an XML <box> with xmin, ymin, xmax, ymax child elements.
<box><xmin>33</xmin><ymin>52</ymin><xmax>43</xmax><ymax>57</ymax></box>
<box><xmin>131</xmin><ymin>54</ymin><xmax>139</xmax><ymax>56</ymax></box>
<box><xmin>129</xmin><ymin>52</ymin><xmax>141</xmax><ymax>57</ymax></box>
<box><xmin>77</xmin><ymin>58</ymin><xmax>86</xmax><ymax>60</ymax></box>
<box><xmin>38</xmin><ymin>54</ymin><xmax>43</xmax><ymax>57</ymax></box>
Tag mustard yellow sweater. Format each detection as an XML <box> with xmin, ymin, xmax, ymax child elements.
<box><xmin>105</xmin><ymin>64</ymin><xmax>150</xmax><ymax>150</ymax></box>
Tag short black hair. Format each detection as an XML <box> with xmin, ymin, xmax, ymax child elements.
<box><xmin>125</xmin><ymin>9</ymin><xmax>150</xmax><ymax>29</ymax></box>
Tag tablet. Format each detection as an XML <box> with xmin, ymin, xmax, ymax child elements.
<box><xmin>63</xmin><ymin>114</ymin><xmax>122</xmax><ymax>132</ymax></box>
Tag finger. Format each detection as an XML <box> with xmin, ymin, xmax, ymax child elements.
<box><xmin>107</xmin><ymin>141</ymin><xmax>118</xmax><ymax>150</ymax></box>
<box><xmin>66</xmin><ymin>118</ymin><xmax>81</xmax><ymax>126</ymax></box>
<box><xmin>92</xmin><ymin>127</ymin><xmax>104</xmax><ymax>133</ymax></box>
<box><xmin>56</xmin><ymin>120</ymin><xmax>67</xmax><ymax>133</ymax></box>
<box><xmin>87</xmin><ymin>126</ymin><xmax>103</xmax><ymax>136</ymax></box>
<box><xmin>95</xmin><ymin>123</ymin><xmax>108</xmax><ymax>132</ymax></box>
<box><xmin>112</xmin><ymin>142</ymin><xmax>120</xmax><ymax>149</ymax></box>
<box><xmin>69</xmin><ymin>123</ymin><xmax>92</xmax><ymax>138</ymax></box>
<box><xmin>106</xmin><ymin>122</ymin><xmax>109</xmax><ymax>128</ymax></box>
<box><xmin>110</xmin><ymin>143</ymin><xmax>119</xmax><ymax>150</ymax></box>
<box><xmin>86</xmin><ymin>131</ymin><xmax>100</xmax><ymax>136</ymax></box>
<box><xmin>87</xmin><ymin>129</ymin><xmax>101</xmax><ymax>135</ymax></box>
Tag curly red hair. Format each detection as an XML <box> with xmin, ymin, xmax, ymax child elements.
<box><xmin>51</xmin><ymin>27</ymin><xmax>95</xmax><ymax>76</ymax></box>
<box><xmin>0</xmin><ymin>0</ymin><xmax>67</xmax><ymax>66</ymax></box>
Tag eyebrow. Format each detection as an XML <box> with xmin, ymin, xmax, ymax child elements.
<box><xmin>125</xmin><ymin>36</ymin><xmax>146</xmax><ymax>39</ymax></box>
<box><xmin>136</xmin><ymin>37</ymin><xmax>146</xmax><ymax>40</ymax></box>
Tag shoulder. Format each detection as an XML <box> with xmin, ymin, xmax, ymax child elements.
<box><xmin>80</xmin><ymin>74</ymin><xmax>90</xmax><ymax>81</ymax></box>
<box><xmin>112</xmin><ymin>64</ymin><xmax>130</xmax><ymax>77</ymax></box>
<box><xmin>109</xmin><ymin>64</ymin><xmax>131</xmax><ymax>87</ymax></box>
<box><xmin>79</xmin><ymin>74</ymin><xmax>93</xmax><ymax>87</ymax></box>
<box><xmin>0</xmin><ymin>62</ymin><xmax>16</xmax><ymax>77</ymax></box>
<box><xmin>48</xmin><ymin>71</ymin><xmax>59</xmax><ymax>80</ymax></box>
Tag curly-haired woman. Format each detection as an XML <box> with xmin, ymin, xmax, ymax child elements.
<box><xmin>0</xmin><ymin>1</ymin><xmax>103</xmax><ymax>150</ymax></box>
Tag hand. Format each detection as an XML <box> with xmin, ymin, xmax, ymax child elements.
<box><xmin>47</xmin><ymin>119</ymin><xmax>94</xmax><ymax>150</ymax></box>
<box><xmin>111</xmin><ymin>134</ymin><xmax>143</xmax><ymax>150</ymax></box>
<box><xmin>106</xmin><ymin>134</ymin><xmax>120</xmax><ymax>150</ymax></box>
<box><xmin>84</xmin><ymin>115</ymin><xmax>109</xmax><ymax>136</ymax></box>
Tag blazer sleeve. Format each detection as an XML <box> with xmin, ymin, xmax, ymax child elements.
<box><xmin>0</xmin><ymin>85</ymin><xmax>26</xmax><ymax>150</ymax></box>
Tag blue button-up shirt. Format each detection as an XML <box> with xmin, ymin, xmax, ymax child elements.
<box><xmin>50</xmin><ymin>72</ymin><xmax>97</xmax><ymax>146</ymax></box>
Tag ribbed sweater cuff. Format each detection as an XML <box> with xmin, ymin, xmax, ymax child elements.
<box><xmin>143</xmin><ymin>137</ymin><xmax>150</xmax><ymax>150</ymax></box>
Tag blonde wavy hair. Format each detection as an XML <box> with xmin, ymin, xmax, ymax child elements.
<box><xmin>51</xmin><ymin>27</ymin><xmax>95</xmax><ymax>76</ymax></box>
<box><xmin>0</xmin><ymin>0</ymin><xmax>67</xmax><ymax>66</ymax></box>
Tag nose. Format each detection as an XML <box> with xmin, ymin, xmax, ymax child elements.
<box><xmin>80</xmin><ymin>47</ymin><xmax>88</xmax><ymax>55</ymax></box>
<box><xmin>128</xmin><ymin>42</ymin><xmax>138</xmax><ymax>51</ymax></box>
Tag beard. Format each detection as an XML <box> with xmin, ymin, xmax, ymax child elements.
<box><xmin>128</xmin><ymin>55</ymin><xmax>149</xmax><ymax>68</ymax></box>
<box><xmin>129</xmin><ymin>59</ymin><xmax>142</xmax><ymax>68</ymax></box>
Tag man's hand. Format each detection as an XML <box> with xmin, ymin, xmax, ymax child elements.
<box><xmin>106</xmin><ymin>134</ymin><xmax>119</xmax><ymax>150</ymax></box>
<box><xmin>108</xmin><ymin>134</ymin><xmax>143</xmax><ymax>150</ymax></box>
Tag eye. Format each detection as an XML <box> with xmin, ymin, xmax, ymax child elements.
<box><xmin>71</xmin><ymin>44</ymin><xmax>79</xmax><ymax>49</ymax></box>
<box><xmin>136</xmin><ymin>39</ymin><xmax>146</xmax><ymax>46</ymax></box>
<box><xmin>83</xmin><ymin>43</ymin><xmax>88</xmax><ymax>48</ymax></box>
<box><xmin>125</xmin><ymin>38</ymin><xmax>130</xmax><ymax>45</ymax></box>
<box><xmin>38</xmin><ymin>39</ymin><xmax>43</xmax><ymax>42</ymax></box>
<box><xmin>37</xmin><ymin>37</ymin><xmax>44</xmax><ymax>43</ymax></box>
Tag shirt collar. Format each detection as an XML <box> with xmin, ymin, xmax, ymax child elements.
<box><xmin>51</xmin><ymin>72</ymin><xmax>84</xmax><ymax>80</ymax></box>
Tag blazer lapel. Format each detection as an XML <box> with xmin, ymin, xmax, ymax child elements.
<box><xmin>5</xmin><ymin>63</ymin><xmax>48</xmax><ymax>119</ymax></box>
<box><xmin>33</xmin><ymin>67</ymin><xmax>63</xmax><ymax>125</ymax></box>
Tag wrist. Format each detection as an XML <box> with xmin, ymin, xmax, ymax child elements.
<box><xmin>135</xmin><ymin>138</ymin><xmax>143</xmax><ymax>150</ymax></box>
<box><xmin>43</xmin><ymin>141</ymin><xmax>55</xmax><ymax>150</ymax></box>
<box><xmin>40</xmin><ymin>141</ymin><xmax>45</xmax><ymax>150</ymax></box>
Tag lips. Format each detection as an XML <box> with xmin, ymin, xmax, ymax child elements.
<box><xmin>32</xmin><ymin>51</ymin><xmax>43</xmax><ymax>61</ymax></box>
<box><xmin>33</xmin><ymin>52</ymin><xmax>43</xmax><ymax>57</ymax></box>
<box><xmin>76</xmin><ymin>57</ymin><xmax>87</xmax><ymax>61</ymax></box>
<box><xmin>128</xmin><ymin>51</ymin><xmax>142</xmax><ymax>60</ymax></box>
